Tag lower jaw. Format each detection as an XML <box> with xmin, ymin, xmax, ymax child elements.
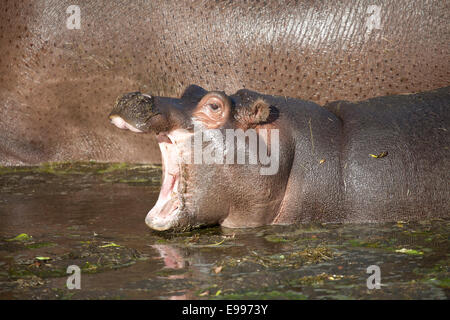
<box><xmin>145</xmin><ymin>206</ymin><xmax>181</xmax><ymax>231</ymax></box>
<box><xmin>145</xmin><ymin>206</ymin><xmax>199</xmax><ymax>232</ymax></box>
<box><xmin>145</xmin><ymin>175</ymin><xmax>183</xmax><ymax>231</ymax></box>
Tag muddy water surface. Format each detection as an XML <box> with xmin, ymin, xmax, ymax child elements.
<box><xmin>0</xmin><ymin>163</ymin><xmax>448</xmax><ymax>299</ymax></box>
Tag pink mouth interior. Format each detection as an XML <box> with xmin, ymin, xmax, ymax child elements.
<box><xmin>111</xmin><ymin>116</ymin><xmax>187</xmax><ymax>230</ymax></box>
<box><xmin>149</xmin><ymin>133</ymin><xmax>181</xmax><ymax>219</ymax></box>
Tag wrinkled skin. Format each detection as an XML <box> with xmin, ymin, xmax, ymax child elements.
<box><xmin>109</xmin><ymin>85</ymin><xmax>450</xmax><ymax>231</ymax></box>
<box><xmin>1</xmin><ymin>0</ymin><xmax>449</xmax><ymax>165</ymax></box>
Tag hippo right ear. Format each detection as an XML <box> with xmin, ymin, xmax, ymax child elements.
<box><xmin>235</xmin><ymin>98</ymin><xmax>271</xmax><ymax>129</ymax></box>
<box><xmin>181</xmin><ymin>85</ymin><xmax>207</xmax><ymax>102</ymax></box>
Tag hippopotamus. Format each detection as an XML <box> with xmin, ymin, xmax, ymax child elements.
<box><xmin>1</xmin><ymin>0</ymin><xmax>449</xmax><ymax>165</ymax></box>
<box><xmin>109</xmin><ymin>85</ymin><xmax>450</xmax><ymax>231</ymax></box>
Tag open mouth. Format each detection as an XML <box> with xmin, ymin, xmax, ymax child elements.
<box><xmin>144</xmin><ymin>132</ymin><xmax>183</xmax><ymax>231</ymax></box>
<box><xmin>110</xmin><ymin>115</ymin><xmax>192</xmax><ymax>231</ymax></box>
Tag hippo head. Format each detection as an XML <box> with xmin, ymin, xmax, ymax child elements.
<box><xmin>109</xmin><ymin>85</ymin><xmax>287</xmax><ymax>232</ymax></box>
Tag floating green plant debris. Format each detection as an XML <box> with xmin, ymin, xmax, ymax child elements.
<box><xmin>35</xmin><ymin>257</ymin><xmax>51</xmax><ymax>261</ymax></box>
<box><xmin>287</xmin><ymin>273</ymin><xmax>349</xmax><ymax>286</ymax></box>
<box><xmin>395</xmin><ymin>248</ymin><xmax>424</xmax><ymax>255</ymax></box>
<box><xmin>207</xmin><ymin>239</ymin><xmax>225</xmax><ymax>246</ymax></box>
<box><xmin>99</xmin><ymin>242</ymin><xmax>122</xmax><ymax>248</ymax></box>
<box><xmin>0</xmin><ymin>166</ymin><xmax>34</xmax><ymax>175</ymax></box>
<box><xmin>264</xmin><ymin>235</ymin><xmax>291</xmax><ymax>243</ymax></box>
<box><xmin>83</xmin><ymin>262</ymin><xmax>98</xmax><ymax>272</ymax></box>
<box><xmin>430</xmin><ymin>278</ymin><xmax>450</xmax><ymax>289</ymax></box>
<box><xmin>26</xmin><ymin>242</ymin><xmax>56</xmax><ymax>249</ymax></box>
<box><xmin>7</xmin><ymin>233</ymin><xmax>32</xmax><ymax>242</ymax></box>
<box><xmin>97</xmin><ymin>163</ymin><xmax>128</xmax><ymax>174</ymax></box>
<box><xmin>215</xmin><ymin>246</ymin><xmax>334</xmax><ymax>270</ymax></box>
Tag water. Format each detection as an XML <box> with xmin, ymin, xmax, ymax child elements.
<box><xmin>0</xmin><ymin>162</ymin><xmax>448</xmax><ymax>299</ymax></box>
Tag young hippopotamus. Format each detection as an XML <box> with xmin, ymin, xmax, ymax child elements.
<box><xmin>109</xmin><ymin>85</ymin><xmax>449</xmax><ymax>232</ymax></box>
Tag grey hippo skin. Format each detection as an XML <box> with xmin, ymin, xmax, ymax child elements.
<box><xmin>1</xmin><ymin>0</ymin><xmax>449</xmax><ymax>165</ymax></box>
<box><xmin>109</xmin><ymin>85</ymin><xmax>449</xmax><ymax>231</ymax></box>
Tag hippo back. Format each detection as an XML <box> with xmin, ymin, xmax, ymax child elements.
<box><xmin>324</xmin><ymin>87</ymin><xmax>450</xmax><ymax>222</ymax></box>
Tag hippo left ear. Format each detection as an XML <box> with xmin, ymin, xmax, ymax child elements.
<box><xmin>235</xmin><ymin>98</ymin><xmax>271</xmax><ymax>128</ymax></box>
<box><xmin>181</xmin><ymin>85</ymin><xmax>207</xmax><ymax>102</ymax></box>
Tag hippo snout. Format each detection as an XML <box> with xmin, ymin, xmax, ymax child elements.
<box><xmin>109</xmin><ymin>92</ymin><xmax>158</xmax><ymax>132</ymax></box>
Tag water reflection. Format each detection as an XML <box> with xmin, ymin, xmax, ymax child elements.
<box><xmin>153</xmin><ymin>245</ymin><xmax>186</xmax><ymax>270</ymax></box>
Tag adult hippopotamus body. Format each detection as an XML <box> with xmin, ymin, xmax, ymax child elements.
<box><xmin>109</xmin><ymin>85</ymin><xmax>450</xmax><ymax>231</ymax></box>
<box><xmin>1</xmin><ymin>0</ymin><xmax>449</xmax><ymax>165</ymax></box>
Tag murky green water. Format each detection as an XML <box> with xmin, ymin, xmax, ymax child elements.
<box><xmin>0</xmin><ymin>162</ymin><xmax>448</xmax><ymax>299</ymax></box>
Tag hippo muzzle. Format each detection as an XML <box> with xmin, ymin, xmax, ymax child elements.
<box><xmin>109</xmin><ymin>92</ymin><xmax>157</xmax><ymax>132</ymax></box>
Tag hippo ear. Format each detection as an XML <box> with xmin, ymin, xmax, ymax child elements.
<box><xmin>250</xmin><ymin>99</ymin><xmax>270</xmax><ymax>123</ymax></box>
<box><xmin>235</xmin><ymin>98</ymin><xmax>271</xmax><ymax>128</ymax></box>
<box><xmin>181</xmin><ymin>85</ymin><xmax>207</xmax><ymax>101</ymax></box>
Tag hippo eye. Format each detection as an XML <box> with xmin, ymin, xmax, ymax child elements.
<box><xmin>207</xmin><ymin>103</ymin><xmax>220</xmax><ymax>112</ymax></box>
